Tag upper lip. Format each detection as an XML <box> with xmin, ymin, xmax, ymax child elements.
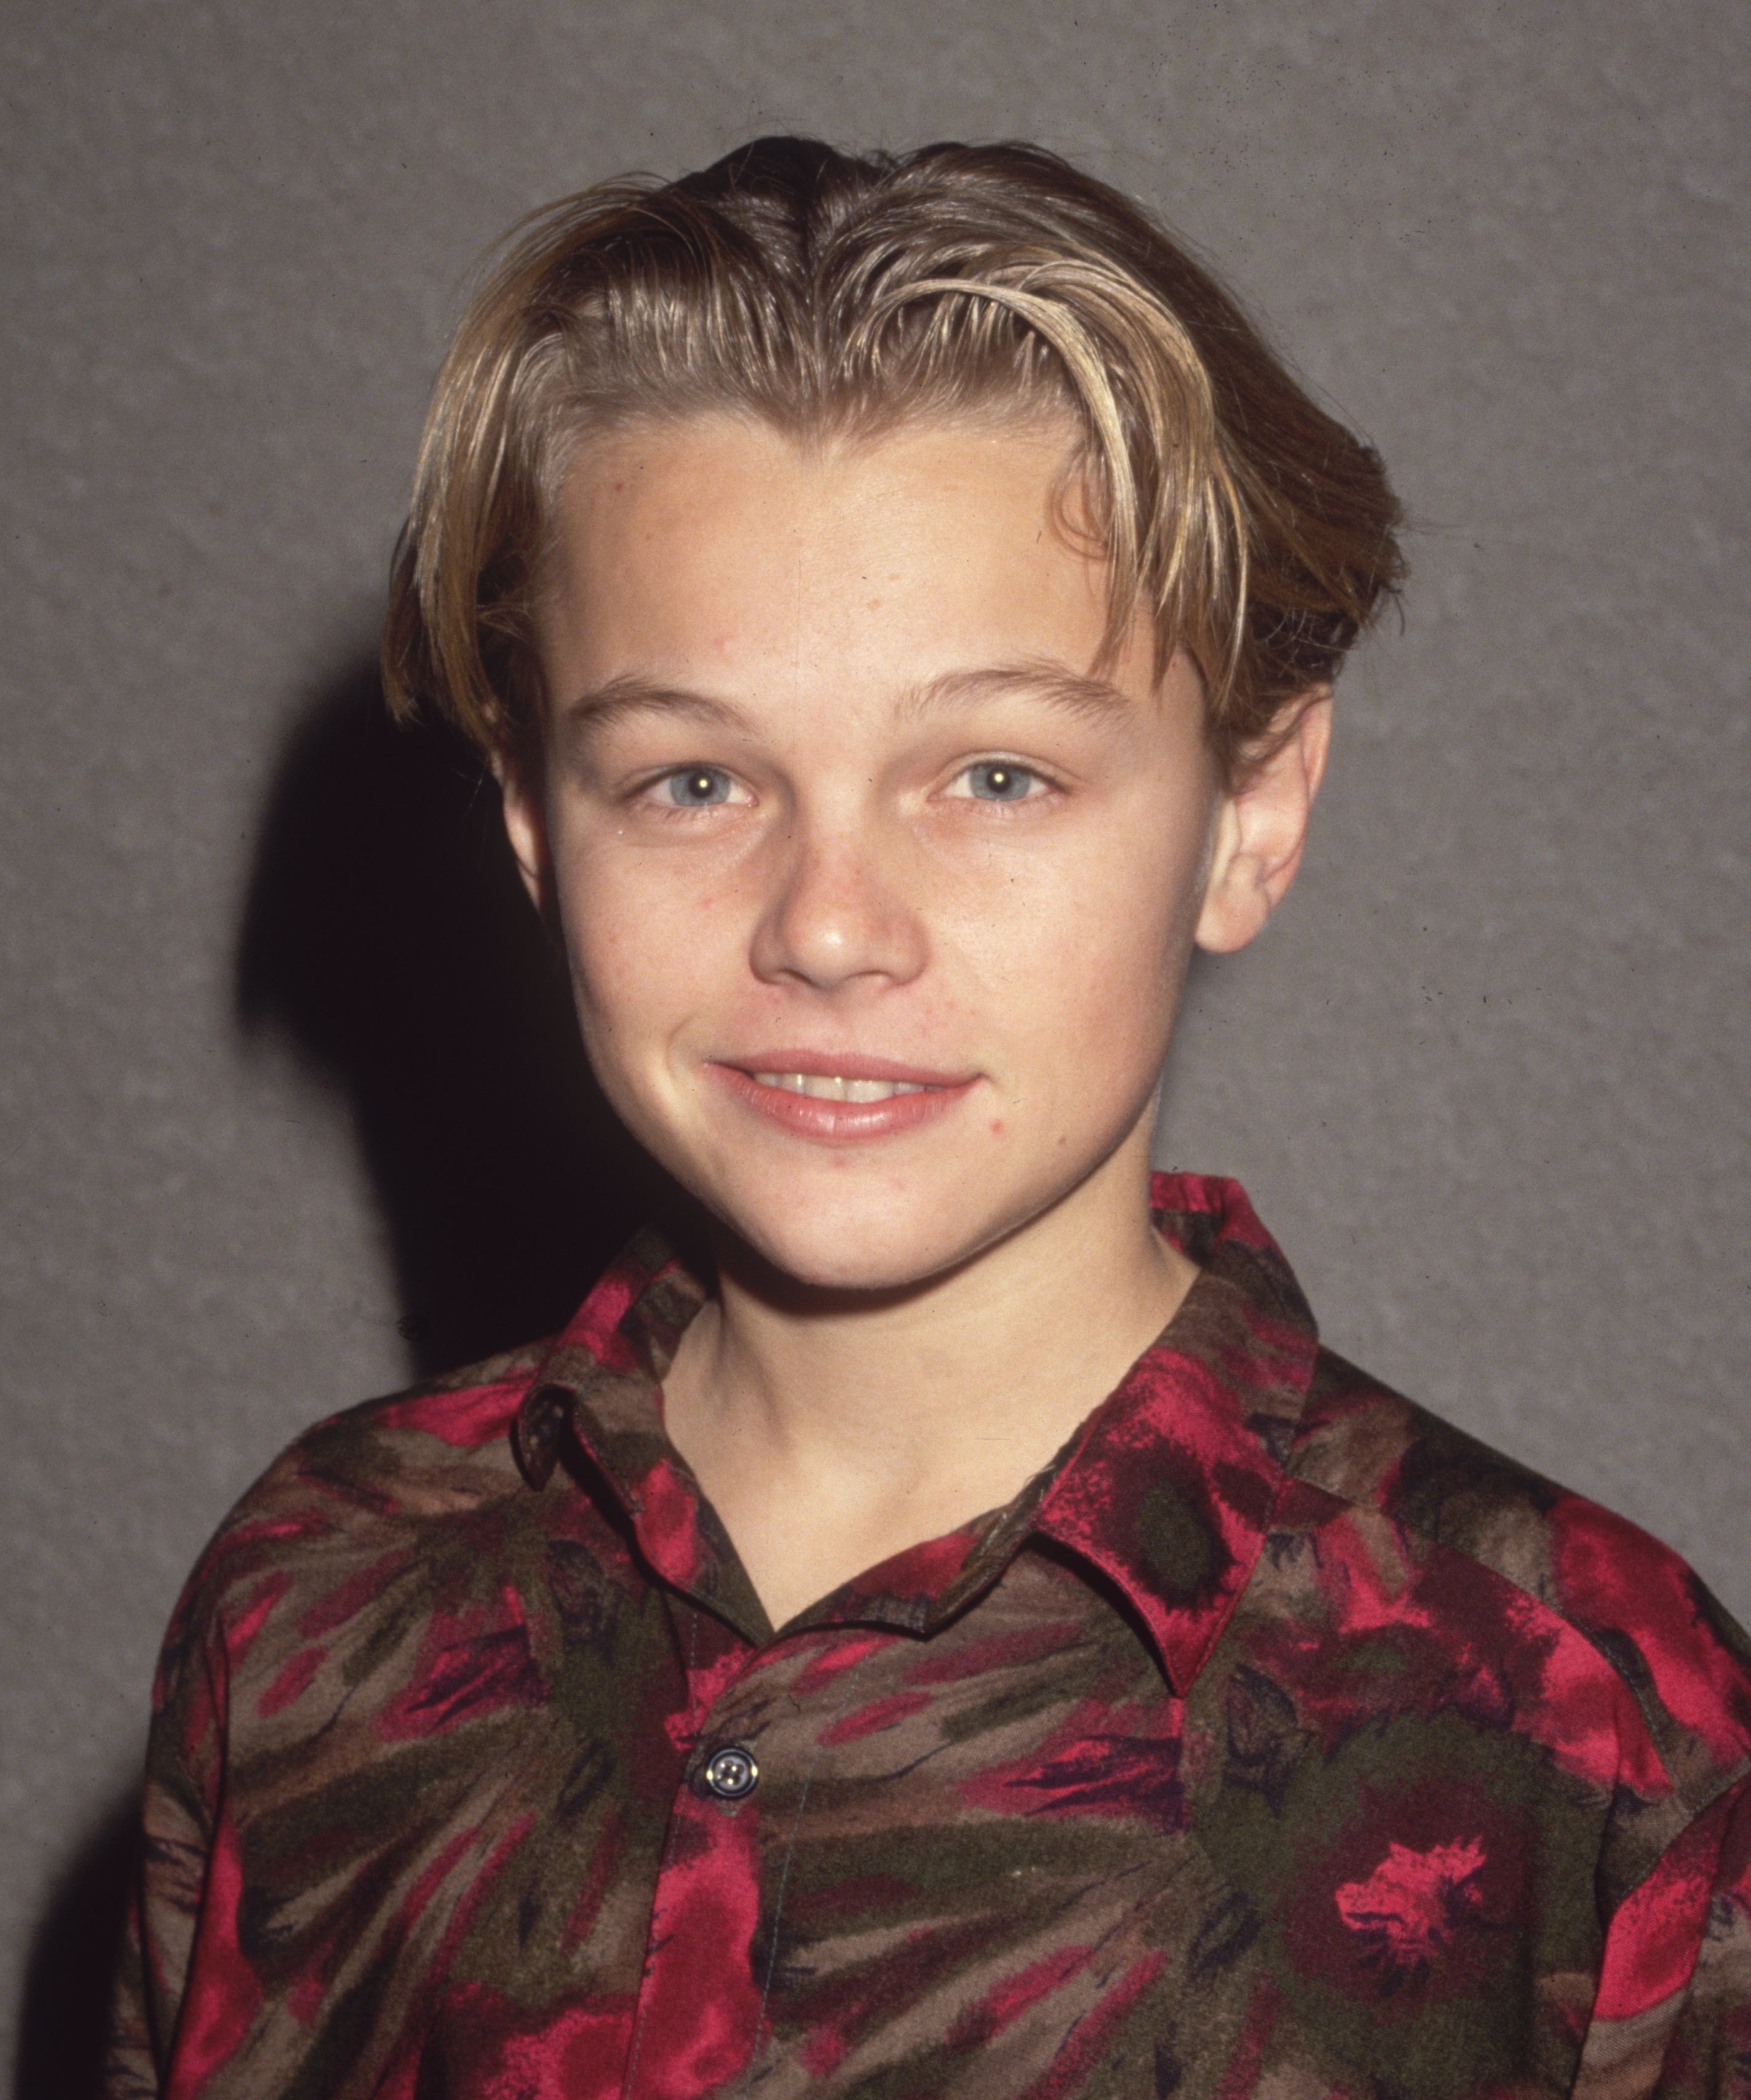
<box><xmin>713</xmin><ymin>1050</ymin><xmax>977</xmax><ymax>1088</ymax></box>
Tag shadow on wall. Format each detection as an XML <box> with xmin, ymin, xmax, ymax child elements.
<box><xmin>12</xmin><ymin>654</ymin><xmax>687</xmax><ymax>2098</ymax></box>
<box><xmin>235</xmin><ymin>652</ymin><xmax>685</xmax><ymax>1374</ymax></box>
<box><xmin>13</xmin><ymin>1803</ymin><xmax>139</xmax><ymax>2100</ymax></box>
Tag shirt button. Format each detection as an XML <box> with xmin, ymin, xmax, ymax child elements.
<box><xmin>703</xmin><ymin>1744</ymin><xmax>760</xmax><ymax>1800</ymax></box>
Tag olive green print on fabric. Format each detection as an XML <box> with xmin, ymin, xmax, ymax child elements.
<box><xmin>1194</xmin><ymin>1702</ymin><xmax>1603</xmax><ymax>2096</ymax></box>
<box><xmin>1136</xmin><ymin>1478</ymin><xmax>1228</xmax><ymax>1605</ymax></box>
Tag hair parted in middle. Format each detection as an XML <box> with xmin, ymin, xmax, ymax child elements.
<box><xmin>383</xmin><ymin>135</ymin><xmax>1405</xmax><ymax>779</ymax></box>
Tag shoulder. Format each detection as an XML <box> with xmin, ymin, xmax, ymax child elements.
<box><xmin>1284</xmin><ymin>1348</ymin><xmax>1751</xmax><ymax>1821</ymax></box>
<box><xmin>153</xmin><ymin>1339</ymin><xmax>554</xmax><ymax>1729</ymax></box>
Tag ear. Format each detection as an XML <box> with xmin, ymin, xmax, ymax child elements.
<box><xmin>1195</xmin><ymin>690</ymin><xmax>1333</xmax><ymax>955</ymax></box>
<box><xmin>496</xmin><ymin>748</ymin><xmax>554</xmax><ymax>921</ymax></box>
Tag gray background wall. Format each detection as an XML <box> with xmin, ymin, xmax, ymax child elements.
<box><xmin>2</xmin><ymin>1</ymin><xmax>1746</xmax><ymax>2087</ymax></box>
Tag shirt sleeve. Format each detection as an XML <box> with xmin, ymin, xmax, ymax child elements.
<box><xmin>103</xmin><ymin>1580</ymin><xmax>230</xmax><ymax>2098</ymax></box>
<box><xmin>1573</xmin><ymin>1778</ymin><xmax>1751</xmax><ymax>2099</ymax></box>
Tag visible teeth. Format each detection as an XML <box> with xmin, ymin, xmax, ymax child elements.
<box><xmin>752</xmin><ymin>1072</ymin><xmax>927</xmax><ymax>1101</ymax></box>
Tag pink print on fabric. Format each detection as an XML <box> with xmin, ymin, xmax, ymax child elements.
<box><xmin>1335</xmin><ymin>1836</ymin><xmax>1488</xmax><ymax>1970</ymax></box>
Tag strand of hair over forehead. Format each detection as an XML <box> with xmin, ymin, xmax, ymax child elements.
<box><xmin>846</xmin><ymin>267</ymin><xmax>1249</xmax><ymax>683</ymax></box>
<box><xmin>408</xmin><ymin>167</ymin><xmax>1258</xmax><ymax>741</ymax></box>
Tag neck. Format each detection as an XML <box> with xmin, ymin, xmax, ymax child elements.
<box><xmin>661</xmin><ymin>1115</ymin><xmax>1196</xmax><ymax>1628</ymax></box>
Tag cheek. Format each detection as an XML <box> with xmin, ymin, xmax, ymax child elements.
<box><xmin>554</xmin><ymin>836</ymin><xmax>750</xmax><ymax>1066</ymax></box>
<box><xmin>1038</xmin><ymin>909</ymin><xmax>1185</xmax><ymax>1079</ymax></box>
<box><xmin>958</xmin><ymin>827</ymin><xmax>1199</xmax><ymax>1047</ymax></box>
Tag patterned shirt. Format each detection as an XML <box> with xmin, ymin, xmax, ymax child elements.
<box><xmin>108</xmin><ymin>1175</ymin><xmax>1751</xmax><ymax>2098</ymax></box>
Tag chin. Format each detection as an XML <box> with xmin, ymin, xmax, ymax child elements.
<box><xmin>710</xmin><ymin>1181</ymin><xmax>1014</xmax><ymax>1297</ymax></box>
<box><xmin>763</xmin><ymin>1241</ymin><xmax>957</xmax><ymax>1296</ymax></box>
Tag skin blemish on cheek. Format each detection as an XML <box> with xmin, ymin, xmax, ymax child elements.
<box><xmin>989</xmin><ymin>1119</ymin><xmax>1004</xmax><ymax>1136</ymax></box>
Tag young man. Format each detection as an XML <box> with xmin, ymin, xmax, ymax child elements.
<box><xmin>109</xmin><ymin>138</ymin><xmax>1751</xmax><ymax>2098</ymax></box>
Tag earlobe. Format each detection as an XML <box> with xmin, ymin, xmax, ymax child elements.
<box><xmin>1194</xmin><ymin>690</ymin><xmax>1332</xmax><ymax>956</ymax></box>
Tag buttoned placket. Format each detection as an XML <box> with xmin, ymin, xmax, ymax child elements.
<box><xmin>617</xmin><ymin>1599</ymin><xmax>889</xmax><ymax>2100</ymax></box>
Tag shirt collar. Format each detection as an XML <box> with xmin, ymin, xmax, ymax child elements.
<box><xmin>510</xmin><ymin>1174</ymin><xmax>1318</xmax><ymax>1692</ymax></box>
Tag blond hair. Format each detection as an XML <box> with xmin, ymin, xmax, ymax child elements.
<box><xmin>383</xmin><ymin>137</ymin><xmax>1404</xmax><ymax>777</ymax></box>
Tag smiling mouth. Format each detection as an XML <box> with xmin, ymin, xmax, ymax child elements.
<box><xmin>752</xmin><ymin>1072</ymin><xmax>931</xmax><ymax>1102</ymax></box>
<box><xmin>709</xmin><ymin>1056</ymin><xmax>974</xmax><ymax>1140</ymax></box>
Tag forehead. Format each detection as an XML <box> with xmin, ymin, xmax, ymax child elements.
<box><xmin>539</xmin><ymin>413</ymin><xmax>1128</xmax><ymax>705</ymax></box>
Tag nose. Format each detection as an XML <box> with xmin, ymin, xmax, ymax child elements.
<box><xmin>748</xmin><ymin>809</ymin><xmax>928</xmax><ymax>993</ymax></box>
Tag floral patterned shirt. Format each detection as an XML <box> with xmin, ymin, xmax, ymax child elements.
<box><xmin>108</xmin><ymin>1175</ymin><xmax>1751</xmax><ymax>2098</ymax></box>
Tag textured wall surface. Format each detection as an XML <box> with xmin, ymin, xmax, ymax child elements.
<box><xmin>3</xmin><ymin>1</ymin><xmax>1746</xmax><ymax>2086</ymax></box>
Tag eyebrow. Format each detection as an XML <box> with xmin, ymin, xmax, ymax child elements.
<box><xmin>557</xmin><ymin>675</ymin><xmax>757</xmax><ymax>741</ymax></box>
<box><xmin>898</xmin><ymin>662</ymin><xmax>1134</xmax><ymax>724</ymax></box>
<box><xmin>560</xmin><ymin>661</ymin><xmax>1132</xmax><ymax>741</ymax></box>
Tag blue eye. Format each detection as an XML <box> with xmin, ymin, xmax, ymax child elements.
<box><xmin>965</xmin><ymin>762</ymin><xmax>1036</xmax><ymax>801</ymax></box>
<box><xmin>664</xmin><ymin>766</ymin><xmax>733</xmax><ymax>806</ymax></box>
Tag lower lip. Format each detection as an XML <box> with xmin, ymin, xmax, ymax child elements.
<box><xmin>706</xmin><ymin>1064</ymin><xmax>978</xmax><ymax>1142</ymax></box>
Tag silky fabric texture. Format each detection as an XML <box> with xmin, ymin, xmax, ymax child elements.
<box><xmin>107</xmin><ymin>1177</ymin><xmax>1751</xmax><ymax>2098</ymax></box>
